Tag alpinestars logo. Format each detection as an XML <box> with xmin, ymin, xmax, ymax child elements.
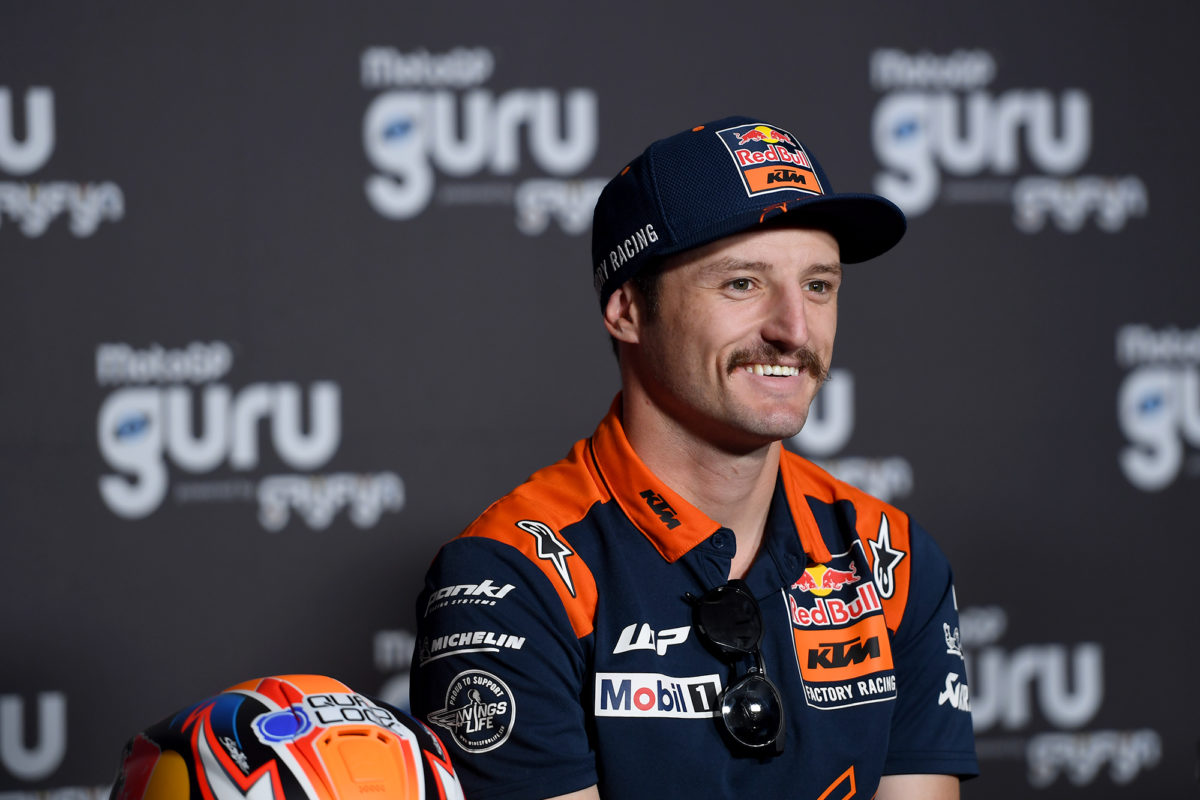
<box><xmin>516</xmin><ymin>519</ymin><xmax>576</xmax><ymax>597</ymax></box>
<box><xmin>868</xmin><ymin>513</ymin><xmax>905</xmax><ymax>599</ymax></box>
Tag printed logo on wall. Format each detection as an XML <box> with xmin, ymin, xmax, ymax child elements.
<box><xmin>0</xmin><ymin>689</ymin><xmax>110</xmax><ymax>798</ymax></box>
<box><xmin>361</xmin><ymin>46</ymin><xmax>606</xmax><ymax>236</ymax></box>
<box><xmin>785</xmin><ymin>369</ymin><xmax>915</xmax><ymax>503</ymax></box>
<box><xmin>0</xmin><ymin>87</ymin><xmax>124</xmax><ymax>237</ymax></box>
<box><xmin>1116</xmin><ymin>323</ymin><xmax>1200</xmax><ymax>491</ymax></box>
<box><xmin>962</xmin><ymin>605</ymin><xmax>1161</xmax><ymax>789</ymax></box>
<box><xmin>870</xmin><ymin>49</ymin><xmax>1148</xmax><ymax>234</ymax></box>
<box><xmin>373</xmin><ymin>629</ymin><xmax>416</xmax><ymax>713</ymax></box>
<box><xmin>95</xmin><ymin>341</ymin><xmax>405</xmax><ymax>531</ymax></box>
<box><xmin>0</xmin><ymin>690</ymin><xmax>67</xmax><ymax>784</ymax></box>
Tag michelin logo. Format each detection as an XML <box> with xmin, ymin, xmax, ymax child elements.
<box><xmin>595</xmin><ymin>673</ymin><xmax>721</xmax><ymax>719</ymax></box>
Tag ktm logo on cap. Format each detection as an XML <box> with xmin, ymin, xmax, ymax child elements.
<box><xmin>717</xmin><ymin>123</ymin><xmax>824</xmax><ymax>198</ymax></box>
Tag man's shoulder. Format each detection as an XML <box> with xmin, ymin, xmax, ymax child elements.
<box><xmin>458</xmin><ymin>436</ymin><xmax>607</xmax><ymax>549</ymax></box>
<box><xmin>780</xmin><ymin>449</ymin><xmax>953</xmax><ymax>629</ymax></box>
<box><xmin>780</xmin><ymin>448</ymin><xmax>910</xmax><ymax>527</ymax></box>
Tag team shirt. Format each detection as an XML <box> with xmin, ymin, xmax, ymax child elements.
<box><xmin>412</xmin><ymin>398</ymin><xmax>978</xmax><ymax>799</ymax></box>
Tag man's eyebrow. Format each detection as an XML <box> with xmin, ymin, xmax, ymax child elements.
<box><xmin>808</xmin><ymin>261</ymin><xmax>844</xmax><ymax>278</ymax></box>
<box><xmin>698</xmin><ymin>257</ymin><xmax>771</xmax><ymax>278</ymax></box>
<box><xmin>698</xmin><ymin>258</ymin><xmax>844</xmax><ymax>278</ymax></box>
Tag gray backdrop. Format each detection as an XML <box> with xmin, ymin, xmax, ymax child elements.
<box><xmin>2</xmin><ymin>2</ymin><xmax>1197</xmax><ymax>797</ymax></box>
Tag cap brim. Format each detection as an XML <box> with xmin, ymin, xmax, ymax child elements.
<box><xmin>773</xmin><ymin>193</ymin><xmax>907</xmax><ymax>264</ymax></box>
<box><xmin>658</xmin><ymin>192</ymin><xmax>907</xmax><ymax>266</ymax></box>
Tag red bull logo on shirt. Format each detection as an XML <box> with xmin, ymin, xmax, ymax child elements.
<box><xmin>792</xmin><ymin>563</ymin><xmax>860</xmax><ymax>597</ymax></box>
<box><xmin>717</xmin><ymin>121</ymin><xmax>824</xmax><ymax>198</ymax></box>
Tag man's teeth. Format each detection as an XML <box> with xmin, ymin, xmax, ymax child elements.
<box><xmin>744</xmin><ymin>364</ymin><xmax>800</xmax><ymax>376</ymax></box>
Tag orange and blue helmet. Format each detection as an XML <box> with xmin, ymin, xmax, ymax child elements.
<box><xmin>110</xmin><ymin>675</ymin><xmax>463</xmax><ymax>800</ymax></box>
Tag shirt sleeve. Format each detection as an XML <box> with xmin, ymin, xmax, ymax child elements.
<box><xmin>411</xmin><ymin>534</ymin><xmax>597</xmax><ymax>800</ymax></box>
<box><xmin>882</xmin><ymin>521</ymin><xmax>980</xmax><ymax>778</ymax></box>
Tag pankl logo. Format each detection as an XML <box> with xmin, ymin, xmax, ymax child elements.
<box><xmin>787</xmin><ymin>369</ymin><xmax>914</xmax><ymax>503</ymax></box>
<box><xmin>0</xmin><ymin>87</ymin><xmax>124</xmax><ymax>237</ymax></box>
<box><xmin>870</xmin><ymin>49</ymin><xmax>1147</xmax><ymax>233</ymax></box>
<box><xmin>361</xmin><ymin>46</ymin><xmax>606</xmax><ymax>236</ymax></box>
<box><xmin>95</xmin><ymin>341</ymin><xmax>404</xmax><ymax>531</ymax></box>
<box><xmin>1116</xmin><ymin>323</ymin><xmax>1200</xmax><ymax>491</ymax></box>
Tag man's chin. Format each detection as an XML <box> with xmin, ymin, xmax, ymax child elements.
<box><xmin>709</xmin><ymin>410</ymin><xmax>809</xmax><ymax>453</ymax></box>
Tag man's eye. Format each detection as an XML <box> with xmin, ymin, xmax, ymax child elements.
<box><xmin>727</xmin><ymin>278</ymin><xmax>753</xmax><ymax>291</ymax></box>
<box><xmin>807</xmin><ymin>280</ymin><xmax>830</xmax><ymax>293</ymax></box>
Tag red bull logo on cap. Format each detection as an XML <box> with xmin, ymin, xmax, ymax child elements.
<box><xmin>717</xmin><ymin>122</ymin><xmax>824</xmax><ymax>198</ymax></box>
<box><xmin>735</xmin><ymin>126</ymin><xmax>797</xmax><ymax>147</ymax></box>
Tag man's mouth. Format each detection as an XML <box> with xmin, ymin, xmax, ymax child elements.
<box><xmin>742</xmin><ymin>364</ymin><xmax>801</xmax><ymax>377</ymax></box>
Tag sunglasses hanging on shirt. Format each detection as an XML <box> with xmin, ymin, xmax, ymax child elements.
<box><xmin>686</xmin><ymin>579</ymin><xmax>785</xmax><ymax>757</ymax></box>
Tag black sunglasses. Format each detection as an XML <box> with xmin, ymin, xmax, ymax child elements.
<box><xmin>686</xmin><ymin>580</ymin><xmax>785</xmax><ymax>757</ymax></box>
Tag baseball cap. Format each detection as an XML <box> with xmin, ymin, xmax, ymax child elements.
<box><xmin>591</xmin><ymin>115</ymin><xmax>907</xmax><ymax>308</ymax></box>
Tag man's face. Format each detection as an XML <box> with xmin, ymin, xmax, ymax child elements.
<box><xmin>629</xmin><ymin>226</ymin><xmax>842</xmax><ymax>453</ymax></box>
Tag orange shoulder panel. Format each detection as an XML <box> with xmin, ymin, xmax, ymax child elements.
<box><xmin>459</xmin><ymin>439</ymin><xmax>603</xmax><ymax>641</ymax></box>
<box><xmin>839</xmin><ymin>487</ymin><xmax>911</xmax><ymax>632</ymax></box>
<box><xmin>780</xmin><ymin>452</ymin><xmax>911</xmax><ymax>630</ymax></box>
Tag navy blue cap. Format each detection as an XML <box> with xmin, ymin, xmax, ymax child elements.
<box><xmin>591</xmin><ymin>115</ymin><xmax>907</xmax><ymax>308</ymax></box>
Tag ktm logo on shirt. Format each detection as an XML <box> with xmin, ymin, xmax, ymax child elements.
<box><xmin>807</xmin><ymin>635</ymin><xmax>881</xmax><ymax>670</ymax></box>
<box><xmin>639</xmin><ymin>490</ymin><xmax>681</xmax><ymax>529</ymax></box>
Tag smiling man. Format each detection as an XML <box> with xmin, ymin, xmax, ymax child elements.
<box><xmin>411</xmin><ymin>116</ymin><xmax>978</xmax><ymax>799</ymax></box>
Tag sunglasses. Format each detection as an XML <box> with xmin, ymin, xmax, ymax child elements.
<box><xmin>687</xmin><ymin>580</ymin><xmax>785</xmax><ymax>757</ymax></box>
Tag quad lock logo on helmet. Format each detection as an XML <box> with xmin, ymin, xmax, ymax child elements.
<box><xmin>716</xmin><ymin>122</ymin><xmax>825</xmax><ymax>199</ymax></box>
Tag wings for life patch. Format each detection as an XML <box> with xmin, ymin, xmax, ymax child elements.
<box><xmin>716</xmin><ymin>122</ymin><xmax>825</xmax><ymax>198</ymax></box>
<box><xmin>785</xmin><ymin>546</ymin><xmax>897</xmax><ymax>710</ymax></box>
<box><xmin>427</xmin><ymin>670</ymin><xmax>515</xmax><ymax>753</ymax></box>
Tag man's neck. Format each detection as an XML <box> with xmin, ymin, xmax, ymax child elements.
<box><xmin>620</xmin><ymin>391</ymin><xmax>781</xmax><ymax>579</ymax></box>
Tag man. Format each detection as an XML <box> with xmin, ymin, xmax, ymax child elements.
<box><xmin>412</xmin><ymin>116</ymin><xmax>978</xmax><ymax>799</ymax></box>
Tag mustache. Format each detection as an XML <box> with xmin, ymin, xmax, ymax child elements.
<box><xmin>727</xmin><ymin>345</ymin><xmax>829</xmax><ymax>384</ymax></box>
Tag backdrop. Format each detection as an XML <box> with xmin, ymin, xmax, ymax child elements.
<box><xmin>2</xmin><ymin>3</ymin><xmax>1197</xmax><ymax>798</ymax></box>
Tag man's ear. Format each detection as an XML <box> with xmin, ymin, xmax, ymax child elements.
<box><xmin>603</xmin><ymin>282</ymin><xmax>642</xmax><ymax>345</ymax></box>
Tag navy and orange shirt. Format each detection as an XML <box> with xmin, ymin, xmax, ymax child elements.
<box><xmin>411</xmin><ymin>399</ymin><xmax>978</xmax><ymax>799</ymax></box>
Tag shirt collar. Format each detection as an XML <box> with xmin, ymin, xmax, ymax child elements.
<box><xmin>587</xmin><ymin>395</ymin><xmax>833</xmax><ymax>565</ymax></box>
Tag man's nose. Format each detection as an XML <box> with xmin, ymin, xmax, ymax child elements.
<box><xmin>760</xmin><ymin>284</ymin><xmax>810</xmax><ymax>351</ymax></box>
